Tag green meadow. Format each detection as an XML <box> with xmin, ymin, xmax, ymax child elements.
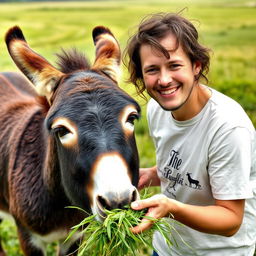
<box><xmin>0</xmin><ymin>0</ymin><xmax>255</xmax><ymax>255</ymax></box>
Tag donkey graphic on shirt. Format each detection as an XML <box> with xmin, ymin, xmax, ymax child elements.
<box><xmin>159</xmin><ymin>149</ymin><xmax>202</xmax><ymax>198</ymax></box>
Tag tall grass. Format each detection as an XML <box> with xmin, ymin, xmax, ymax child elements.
<box><xmin>0</xmin><ymin>0</ymin><xmax>255</xmax><ymax>255</ymax></box>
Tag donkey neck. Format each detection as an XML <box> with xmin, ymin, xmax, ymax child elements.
<box><xmin>8</xmin><ymin>105</ymin><xmax>69</xmax><ymax>218</ymax></box>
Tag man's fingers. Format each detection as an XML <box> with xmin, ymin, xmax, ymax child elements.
<box><xmin>131</xmin><ymin>201</ymin><xmax>142</xmax><ymax>210</ymax></box>
<box><xmin>130</xmin><ymin>218</ymin><xmax>153</xmax><ymax>234</ymax></box>
<box><xmin>138</xmin><ymin>180</ymin><xmax>146</xmax><ymax>190</ymax></box>
<box><xmin>131</xmin><ymin>198</ymin><xmax>156</xmax><ymax>210</ymax></box>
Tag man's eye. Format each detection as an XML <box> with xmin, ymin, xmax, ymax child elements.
<box><xmin>170</xmin><ymin>64</ymin><xmax>181</xmax><ymax>69</ymax></box>
<box><xmin>145</xmin><ymin>67</ymin><xmax>158</xmax><ymax>74</ymax></box>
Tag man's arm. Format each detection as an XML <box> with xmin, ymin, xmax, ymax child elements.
<box><xmin>131</xmin><ymin>194</ymin><xmax>245</xmax><ymax>237</ymax></box>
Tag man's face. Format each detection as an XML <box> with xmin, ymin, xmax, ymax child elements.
<box><xmin>140</xmin><ymin>33</ymin><xmax>201</xmax><ymax>118</ymax></box>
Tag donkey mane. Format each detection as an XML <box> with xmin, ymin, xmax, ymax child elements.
<box><xmin>56</xmin><ymin>48</ymin><xmax>90</xmax><ymax>73</ymax></box>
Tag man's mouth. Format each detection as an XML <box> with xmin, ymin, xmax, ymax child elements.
<box><xmin>159</xmin><ymin>86</ymin><xmax>179</xmax><ymax>95</ymax></box>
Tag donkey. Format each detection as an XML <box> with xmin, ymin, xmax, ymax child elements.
<box><xmin>186</xmin><ymin>172</ymin><xmax>200</xmax><ymax>189</ymax></box>
<box><xmin>0</xmin><ymin>25</ymin><xmax>140</xmax><ymax>256</ymax></box>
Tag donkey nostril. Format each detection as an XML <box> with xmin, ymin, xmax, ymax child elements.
<box><xmin>96</xmin><ymin>189</ymin><xmax>139</xmax><ymax>212</ymax></box>
<box><xmin>131</xmin><ymin>188</ymin><xmax>139</xmax><ymax>202</ymax></box>
<box><xmin>97</xmin><ymin>195</ymin><xmax>111</xmax><ymax>210</ymax></box>
<box><xmin>131</xmin><ymin>190</ymin><xmax>137</xmax><ymax>202</ymax></box>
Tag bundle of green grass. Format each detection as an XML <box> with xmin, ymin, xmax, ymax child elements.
<box><xmin>66</xmin><ymin>192</ymin><xmax>177</xmax><ymax>256</ymax></box>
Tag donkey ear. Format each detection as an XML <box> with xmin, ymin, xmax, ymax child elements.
<box><xmin>92</xmin><ymin>26</ymin><xmax>121</xmax><ymax>83</ymax></box>
<box><xmin>5</xmin><ymin>26</ymin><xmax>64</xmax><ymax>102</ymax></box>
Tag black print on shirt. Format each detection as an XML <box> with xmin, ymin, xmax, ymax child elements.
<box><xmin>186</xmin><ymin>172</ymin><xmax>201</xmax><ymax>189</ymax></box>
<box><xmin>162</xmin><ymin>149</ymin><xmax>202</xmax><ymax>196</ymax></box>
<box><xmin>167</xmin><ymin>150</ymin><xmax>182</xmax><ymax>170</ymax></box>
<box><xmin>162</xmin><ymin>150</ymin><xmax>184</xmax><ymax>192</ymax></box>
<box><xmin>163</xmin><ymin>166</ymin><xmax>184</xmax><ymax>191</ymax></box>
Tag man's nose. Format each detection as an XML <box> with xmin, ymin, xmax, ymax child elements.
<box><xmin>158</xmin><ymin>69</ymin><xmax>173</xmax><ymax>87</ymax></box>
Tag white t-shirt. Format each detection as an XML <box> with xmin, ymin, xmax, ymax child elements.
<box><xmin>147</xmin><ymin>87</ymin><xmax>256</xmax><ymax>256</ymax></box>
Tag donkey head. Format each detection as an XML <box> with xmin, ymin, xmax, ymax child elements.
<box><xmin>6</xmin><ymin>26</ymin><xmax>140</xmax><ymax>220</ymax></box>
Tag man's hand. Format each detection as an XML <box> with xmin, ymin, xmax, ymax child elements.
<box><xmin>130</xmin><ymin>194</ymin><xmax>172</xmax><ymax>233</ymax></box>
<box><xmin>138</xmin><ymin>166</ymin><xmax>160</xmax><ymax>190</ymax></box>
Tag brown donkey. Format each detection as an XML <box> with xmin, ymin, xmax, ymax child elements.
<box><xmin>0</xmin><ymin>26</ymin><xmax>140</xmax><ymax>255</ymax></box>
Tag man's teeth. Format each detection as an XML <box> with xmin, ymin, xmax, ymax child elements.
<box><xmin>161</xmin><ymin>88</ymin><xmax>177</xmax><ymax>95</ymax></box>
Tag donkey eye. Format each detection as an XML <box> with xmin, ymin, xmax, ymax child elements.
<box><xmin>55</xmin><ymin>126</ymin><xmax>76</xmax><ymax>146</ymax></box>
<box><xmin>55</xmin><ymin>126</ymin><xmax>71</xmax><ymax>139</ymax></box>
<box><xmin>51</xmin><ymin>118</ymin><xmax>78</xmax><ymax>147</ymax></box>
<box><xmin>125</xmin><ymin>112</ymin><xmax>139</xmax><ymax>131</ymax></box>
<box><xmin>120</xmin><ymin>106</ymin><xmax>140</xmax><ymax>134</ymax></box>
<box><xmin>126</xmin><ymin>113</ymin><xmax>139</xmax><ymax>125</ymax></box>
<box><xmin>53</xmin><ymin>126</ymin><xmax>73</xmax><ymax>144</ymax></box>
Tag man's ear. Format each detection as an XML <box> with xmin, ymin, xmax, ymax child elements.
<box><xmin>193</xmin><ymin>61</ymin><xmax>202</xmax><ymax>77</ymax></box>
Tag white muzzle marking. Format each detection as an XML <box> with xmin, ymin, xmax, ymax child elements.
<box><xmin>90</xmin><ymin>152</ymin><xmax>137</xmax><ymax>220</ymax></box>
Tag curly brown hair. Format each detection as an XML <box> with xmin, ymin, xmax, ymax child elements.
<box><xmin>124</xmin><ymin>12</ymin><xmax>211</xmax><ymax>96</ymax></box>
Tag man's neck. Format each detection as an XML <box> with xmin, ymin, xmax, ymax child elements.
<box><xmin>172</xmin><ymin>84</ymin><xmax>212</xmax><ymax>121</ymax></box>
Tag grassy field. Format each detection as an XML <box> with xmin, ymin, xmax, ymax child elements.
<box><xmin>0</xmin><ymin>0</ymin><xmax>255</xmax><ymax>255</ymax></box>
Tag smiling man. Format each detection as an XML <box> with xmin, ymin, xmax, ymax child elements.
<box><xmin>124</xmin><ymin>13</ymin><xmax>256</xmax><ymax>256</ymax></box>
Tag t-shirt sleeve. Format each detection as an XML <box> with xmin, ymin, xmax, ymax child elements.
<box><xmin>208</xmin><ymin>126</ymin><xmax>253</xmax><ymax>200</ymax></box>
